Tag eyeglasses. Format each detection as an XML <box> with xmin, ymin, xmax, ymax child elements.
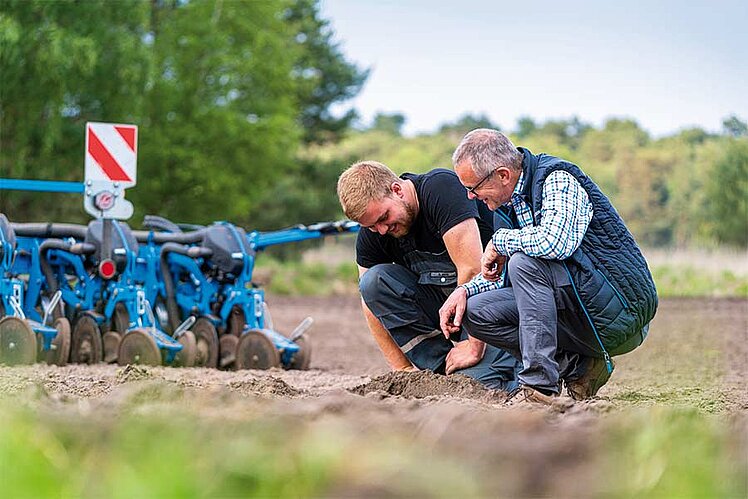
<box><xmin>465</xmin><ymin>169</ymin><xmax>496</xmax><ymax>195</ymax></box>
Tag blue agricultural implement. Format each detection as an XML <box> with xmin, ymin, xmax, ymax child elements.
<box><xmin>0</xmin><ymin>214</ymin><xmax>71</xmax><ymax>366</ymax></box>
<box><xmin>133</xmin><ymin>217</ymin><xmax>359</xmax><ymax>370</ymax></box>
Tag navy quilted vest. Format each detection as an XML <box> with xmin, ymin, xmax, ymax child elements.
<box><xmin>517</xmin><ymin>148</ymin><xmax>658</xmax><ymax>355</ymax></box>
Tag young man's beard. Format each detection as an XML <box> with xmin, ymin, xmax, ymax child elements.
<box><xmin>391</xmin><ymin>199</ymin><xmax>417</xmax><ymax>238</ymax></box>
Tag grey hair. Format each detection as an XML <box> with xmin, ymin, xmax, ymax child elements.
<box><xmin>451</xmin><ymin>128</ymin><xmax>523</xmax><ymax>176</ymax></box>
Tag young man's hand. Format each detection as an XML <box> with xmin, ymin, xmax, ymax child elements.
<box><xmin>445</xmin><ymin>338</ymin><xmax>485</xmax><ymax>374</ymax></box>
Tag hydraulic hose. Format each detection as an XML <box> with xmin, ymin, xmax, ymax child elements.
<box><xmin>160</xmin><ymin>242</ymin><xmax>213</xmax><ymax>330</ymax></box>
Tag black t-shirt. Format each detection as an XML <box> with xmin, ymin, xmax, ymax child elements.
<box><xmin>356</xmin><ymin>168</ymin><xmax>495</xmax><ymax>268</ymax></box>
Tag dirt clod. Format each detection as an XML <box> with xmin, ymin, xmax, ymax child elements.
<box><xmin>116</xmin><ymin>364</ymin><xmax>152</xmax><ymax>383</ymax></box>
<box><xmin>350</xmin><ymin>370</ymin><xmax>507</xmax><ymax>403</ymax></box>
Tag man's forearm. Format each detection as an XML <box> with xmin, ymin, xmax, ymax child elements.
<box><xmin>361</xmin><ymin>299</ymin><xmax>414</xmax><ymax>370</ymax></box>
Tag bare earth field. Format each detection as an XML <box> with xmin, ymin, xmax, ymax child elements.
<box><xmin>1</xmin><ymin>297</ymin><xmax>746</xmax><ymax>497</ymax></box>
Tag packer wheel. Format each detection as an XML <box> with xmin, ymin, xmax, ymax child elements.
<box><xmin>103</xmin><ymin>331</ymin><xmax>122</xmax><ymax>363</ymax></box>
<box><xmin>193</xmin><ymin>318</ymin><xmax>219</xmax><ymax>368</ymax></box>
<box><xmin>71</xmin><ymin>315</ymin><xmax>103</xmax><ymax>364</ymax></box>
<box><xmin>117</xmin><ymin>329</ymin><xmax>162</xmax><ymax>366</ymax></box>
<box><xmin>43</xmin><ymin>317</ymin><xmax>71</xmax><ymax>366</ymax></box>
<box><xmin>235</xmin><ymin>329</ymin><xmax>280</xmax><ymax>370</ymax></box>
<box><xmin>288</xmin><ymin>334</ymin><xmax>312</xmax><ymax>370</ymax></box>
<box><xmin>0</xmin><ymin>316</ymin><xmax>37</xmax><ymax>365</ymax></box>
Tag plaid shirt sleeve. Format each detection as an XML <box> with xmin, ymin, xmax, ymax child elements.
<box><xmin>461</xmin><ymin>271</ymin><xmax>504</xmax><ymax>297</ymax></box>
<box><xmin>492</xmin><ymin>170</ymin><xmax>593</xmax><ymax>260</ymax></box>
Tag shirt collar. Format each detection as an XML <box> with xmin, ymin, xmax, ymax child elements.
<box><xmin>501</xmin><ymin>169</ymin><xmax>526</xmax><ymax>208</ymax></box>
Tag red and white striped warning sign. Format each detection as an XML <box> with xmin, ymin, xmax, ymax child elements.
<box><xmin>85</xmin><ymin>122</ymin><xmax>138</xmax><ymax>187</ymax></box>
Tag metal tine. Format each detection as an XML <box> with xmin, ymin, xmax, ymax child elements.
<box><xmin>173</xmin><ymin>316</ymin><xmax>196</xmax><ymax>339</ymax></box>
<box><xmin>9</xmin><ymin>296</ymin><xmax>25</xmax><ymax>320</ymax></box>
<box><xmin>42</xmin><ymin>290</ymin><xmax>62</xmax><ymax>326</ymax></box>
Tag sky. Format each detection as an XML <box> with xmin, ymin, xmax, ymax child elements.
<box><xmin>319</xmin><ymin>0</ymin><xmax>748</xmax><ymax>137</ymax></box>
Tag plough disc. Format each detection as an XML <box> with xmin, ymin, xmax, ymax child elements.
<box><xmin>173</xmin><ymin>331</ymin><xmax>197</xmax><ymax>367</ymax></box>
<box><xmin>111</xmin><ymin>303</ymin><xmax>130</xmax><ymax>334</ymax></box>
<box><xmin>71</xmin><ymin>315</ymin><xmax>103</xmax><ymax>365</ymax></box>
<box><xmin>219</xmin><ymin>334</ymin><xmax>239</xmax><ymax>369</ymax></box>
<box><xmin>236</xmin><ymin>329</ymin><xmax>280</xmax><ymax>370</ymax></box>
<box><xmin>288</xmin><ymin>334</ymin><xmax>312</xmax><ymax>370</ymax></box>
<box><xmin>0</xmin><ymin>316</ymin><xmax>37</xmax><ymax>365</ymax></box>
<box><xmin>43</xmin><ymin>318</ymin><xmax>71</xmax><ymax>366</ymax></box>
<box><xmin>117</xmin><ymin>328</ymin><xmax>161</xmax><ymax>366</ymax></box>
<box><xmin>102</xmin><ymin>331</ymin><xmax>122</xmax><ymax>364</ymax></box>
<box><xmin>193</xmin><ymin>318</ymin><xmax>219</xmax><ymax>368</ymax></box>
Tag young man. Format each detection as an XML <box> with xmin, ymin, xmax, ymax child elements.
<box><xmin>337</xmin><ymin>161</ymin><xmax>519</xmax><ymax>390</ymax></box>
<box><xmin>439</xmin><ymin>129</ymin><xmax>657</xmax><ymax>404</ymax></box>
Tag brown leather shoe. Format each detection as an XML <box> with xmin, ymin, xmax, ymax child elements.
<box><xmin>505</xmin><ymin>385</ymin><xmax>558</xmax><ymax>407</ymax></box>
<box><xmin>566</xmin><ymin>356</ymin><xmax>614</xmax><ymax>400</ymax></box>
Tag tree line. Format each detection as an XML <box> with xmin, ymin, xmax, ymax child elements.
<box><xmin>1</xmin><ymin>1</ymin><xmax>746</xmax><ymax>248</ymax></box>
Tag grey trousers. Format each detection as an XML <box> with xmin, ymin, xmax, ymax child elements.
<box><xmin>360</xmin><ymin>263</ymin><xmax>521</xmax><ymax>391</ymax></box>
<box><xmin>463</xmin><ymin>253</ymin><xmax>603</xmax><ymax>394</ymax></box>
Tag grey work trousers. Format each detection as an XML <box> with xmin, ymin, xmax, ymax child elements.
<box><xmin>360</xmin><ymin>263</ymin><xmax>521</xmax><ymax>391</ymax></box>
<box><xmin>463</xmin><ymin>253</ymin><xmax>604</xmax><ymax>394</ymax></box>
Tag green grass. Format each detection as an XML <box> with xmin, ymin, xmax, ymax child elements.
<box><xmin>652</xmin><ymin>264</ymin><xmax>748</xmax><ymax>298</ymax></box>
<box><xmin>603</xmin><ymin>409</ymin><xmax>746</xmax><ymax>498</ymax></box>
<box><xmin>1</xmin><ymin>396</ymin><xmax>744</xmax><ymax>498</ymax></box>
<box><xmin>254</xmin><ymin>257</ymin><xmax>748</xmax><ymax>298</ymax></box>
<box><xmin>256</xmin><ymin>259</ymin><xmax>359</xmax><ymax>296</ymax></box>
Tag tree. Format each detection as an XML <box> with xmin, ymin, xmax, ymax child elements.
<box><xmin>0</xmin><ymin>0</ymin><xmax>153</xmax><ymax>221</ymax></box>
<box><xmin>707</xmin><ymin>139</ymin><xmax>748</xmax><ymax>247</ymax></box>
<box><xmin>371</xmin><ymin>112</ymin><xmax>406</xmax><ymax>136</ymax></box>
<box><xmin>285</xmin><ymin>0</ymin><xmax>368</xmax><ymax>144</ymax></box>
<box><xmin>438</xmin><ymin>113</ymin><xmax>498</xmax><ymax>134</ymax></box>
<box><xmin>722</xmin><ymin>115</ymin><xmax>748</xmax><ymax>138</ymax></box>
<box><xmin>132</xmin><ymin>0</ymin><xmax>302</xmax><ymax>225</ymax></box>
<box><xmin>515</xmin><ymin>116</ymin><xmax>537</xmax><ymax>139</ymax></box>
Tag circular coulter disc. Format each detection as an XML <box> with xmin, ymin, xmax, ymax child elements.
<box><xmin>235</xmin><ymin>329</ymin><xmax>280</xmax><ymax>370</ymax></box>
<box><xmin>193</xmin><ymin>318</ymin><xmax>219</xmax><ymax>368</ymax></box>
<box><xmin>44</xmin><ymin>317</ymin><xmax>71</xmax><ymax>366</ymax></box>
<box><xmin>0</xmin><ymin>316</ymin><xmax>37</xmax><ymax>366</ymax></box>
<box><xmin>102</xmin><ymin>331</ymin><xmax>123</xmax><ymax>364</ymax></box>
<box><xmin>117</xmin><ymin>329</ymin><xmax>162</xmax><ymax>366</ymax></box>
<box><xmin>218</xmin><ymin>334</ymin><xmax>239</xmax><ymax>369</ymax></box>
<box><xmin>227</xmin><ymin>306</ymin><xmax>245</xmax><ymax>337</ymax></box>
<box><xmin>111</xmin><ymin>303</ymin><xmax>130</xmax><ymax>334</ymax></box>
<box><xmin>172</xmin><ymin>331</ymin><xmax>197</xmax><ymax>367</ymax></box>
<box><xmin>70</xmin><ymin>315</ymin><xmax>103</xmax><ymax>365</ymax></box>
<box><xmin>288</xmin><ymin>334</ymin><xmax>312</xmax><ymax>371</ymax></box>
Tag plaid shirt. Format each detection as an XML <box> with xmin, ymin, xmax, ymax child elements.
<box><xmin>463</xmin><ymin>169</ymin><xmax>593</xmax><ymax>297</ymax></box>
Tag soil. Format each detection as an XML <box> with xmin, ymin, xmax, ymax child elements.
<box><xmin>0</xmin><ymin>296</ymin><xmax>746</xmax><ymax>496</ymax></box>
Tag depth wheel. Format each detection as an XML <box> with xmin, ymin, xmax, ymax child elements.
<box><xmin>117</xmin><ymin>329</ymin><xmax>162</xmax><ymax>366</ymax></box>
<box><xmin>235</xmin><ymin>329</ymin><xmax>280</xmax><ymax>370</ymax></box>
<box><xmin>111</xmin><ymin>303</ymin><xmax>130</xmax><ymax>334</ymax></box>
<box><xmin>172</xmin><ymin>331</ymin><xmax>197</xmax><ymax>367</ymax></box>
<box><xmin>219</xmin><ymin>334</ymin><xmax>239</xmax><ymax>369</ymax></box>
<box><xmin>103</xmin><ymin>331</ymin><xmax>122</xmax><ymax>363</ymax></box>
<box><xmin>0</xmin><ymin>316</ymin><xmax>37</xmax><ymax>365</ymax></box>
<box><xmin>288</xmin><ymin>334</ymin><xmax>312</xmax><ymax>370</ymax></box>
<box><xmin>193</xmin><ymin>318</ymin><xmax>219</xmax><ymax>368</ymax></box>
<box><xmin>44</xmin><ymin>318</ymin><xmax>71</xmax><ymax>366</ymax></box>
<box><xmin>71</xmin><ymin>315</ymin><xmax>103</xmax><ymax>364</ymax></box>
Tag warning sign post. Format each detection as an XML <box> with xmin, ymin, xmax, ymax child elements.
<box><xmin>83</xmin><ymin>122</ymin><xmax>138</xmax><ymax>219</ymax></box>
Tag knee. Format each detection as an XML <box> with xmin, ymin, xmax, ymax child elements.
<box><xmin>359</xmin><ymin>264</ymin><xmax>407</xmax><ymax>304</ymax></box>
<box><xmin>506</xmin><ymin>252</ymin><xmax>538</xmax><ymax>281</ymax></box>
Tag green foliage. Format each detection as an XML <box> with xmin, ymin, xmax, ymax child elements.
<box><xmin>370</xmin><ymin>112</ymin><xmax>407</xmax><ymax>136</ymax></box>
<box><xmin>706</xmin><ymin>139</ymin><xmax>748</xmax><ymax>247</ymax></box>
<box><xmin>605</xmin><ymin>409</ymin><xmax>745</xmax><ymax>498</ymax></box>
<box><xmin>0</xmin><ymin>0</ymin><xmax>366</xmax><ymax>226</ymax></box>
<box><xmin>286</xmin><ymin>0</ymin><xmax>369</xmax><ymax>144</ymax></box>
<box><xmin>0</xmin><ymin>0</ymin><xmax>152</xmax><ymax>221</ymax></box>
<box><xmin>258</xmin><ymin>257</ymin><xmax>358</xmax><ymax>295</ymax></box>
<box><xmin>306</xmin><ymin>116</ymin><xmax>748</xmax><ymax>248</ymax></box>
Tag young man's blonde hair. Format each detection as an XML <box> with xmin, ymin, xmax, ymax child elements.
<box><xmin>337</xmin><ymin>160</ymin><xmax>400</xmax><ymax>221</ymax></box>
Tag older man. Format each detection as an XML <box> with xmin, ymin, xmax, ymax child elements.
<box><xmin>439</xmin><ymin>129</ymin><xmax>657</xmax><ymax>404</ymax></box>
<box><xmin>337</xmin><ymin>160</ymin><xmax>520</xmax><ymax>390</ymax></box>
